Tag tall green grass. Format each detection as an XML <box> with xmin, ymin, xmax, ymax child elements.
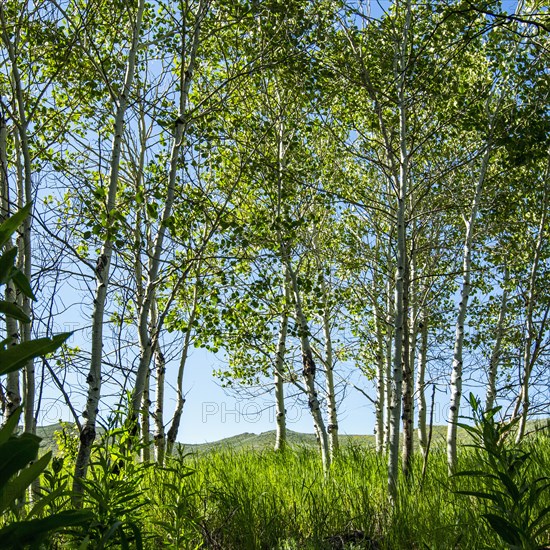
<box><xmin>3</xmin><ymin>428</ymin><xmax>549</xmax><ymax>548</ymax></box>
<box><xmin>144</xmin><ymin>437</ymin><xmax>550</xmax><ymax>549</ymax></box>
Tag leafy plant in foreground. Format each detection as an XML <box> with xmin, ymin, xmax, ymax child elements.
<box><xmin>76</xmin><ymin>410</ymin><xmax>150</xmax><ymax>549</ymax></box>
<box><xmin>150</xmin><ymin>447</ymin><xmax>197</xmax><ymax>549</ymax></box>
<box><xmin>0</xmin><ymin>407</ymin><xmax>92</xmax><ymax>549</ymax></box>
<box><xmin>453</xmin><ymin>393</ymin><xmax>550</xmax><ymax>550</ymax></box>
<box><xmin>0</xmin><ymin>205</ymin><xmax>92</xmax><ymax>548</ymax></box>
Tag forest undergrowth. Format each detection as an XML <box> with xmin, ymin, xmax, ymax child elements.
<box><xmin>2</xmin><ymin>419</ymin><xmax>549</xmax><ymax>550</ymax></box>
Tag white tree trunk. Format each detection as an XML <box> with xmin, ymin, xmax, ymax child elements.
<box><xmin>384</xmin><ymin>277</ymin><xmax>393</xmax><ymax>453</ymax></box>
<box><xmin>0</xmin><ymin>114</ymin><xmax>20</xmax><ymax>423</ymax></box>
<box><xmin>374</xmin><ymin>294</ymin><xmax>385</xmax><ymax>454</ymax></box>
<box><xmin>416</xmin><ymin>312</ymin><xmax>429</xmax><ymax>458</ymax></box>
<box><xmin>131</xmin><ymin>1</ymin><xmax>205</xmax><ymax>417</ymax></box>
<box><xmin>141</xmin><ymin>367</ymin><xmax>151</xmax><ymax>461</ymax></box>
<box><xmin>515</xmin><ymin>178</ymin><xmax>548</xmax><ymax>442</ymax></box>
<box><xmin>485</xmin><ymin>269</ymin><xmax>508</xmax><ymax>411</ymax></box>
<box><xmin>73</xmin><ymin>0</ymin><xmax>145</xmax><ymax>500</ymax></box>
<box><xmin>447</xmin><ymin>146</ymin><xmax>491</xmax><ymax>473</ymax></box>
<box><xmin>166</xmin><ymin>279</ymin><xmax>200</xmax><ymax>456</ymax></box>
<box><xmin>0</xmin><ymin>9</ymin><xmax>35</xmax><ymax>433</ymax></box>
<box><xmin>274</xmin><ymin>281</ymin><xmax>289</xmax><ymax>452</ymax></box>
<box><xmin>150</xmin><ymin>296</ymin><xmax>167</xmax><ymax>465</ymax></box>
<box><xmin>323</xmin><ymin>297</ymin><xmax>339</xmax><ymax>459</ymax></box>
<box><xmin>286</xmin><ymin>259</ymin><xmax>330</xmax><ymax>472</ymax></box>
<box><xmin>402</xmin><ymin>254</ymin><xmax>415</xmax><ymax>476</ymax></box>
<box><xmin>388</xmin><ymin>0</ymin><xmax>411</xmax><ymax>497</ymax></box>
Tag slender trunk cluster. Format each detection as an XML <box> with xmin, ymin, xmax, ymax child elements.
<box><xmin>416</xmin><ymin>312</ymin><xmax>429</xmax><ymax>458</ymax></box>
<box><xmin>388</xmin><ymin>0</ymin><xmax>412</xmax><ymax>497</ymax></box>
<box><xmin>131</xmin><ymin>0</ymin><xmax>206</xmax><ymax>425</ymax></box>
<box><xmin>447</xmin><ymin>146</ymin><xmax>491</xmax><ymax>473</ymax></box>
<box><xmin>485</xmin><ymin>269</ymin><xmax>509</xmax><ymax>411</ymax></box>
<box><xmin>166</xmin><ymin>281</ymin><xmax>199</xmax><ymax>457</ymax></box>
<box><xmin>0</xmin><ymin>6</ymin><xmax>35</xmax><ymax>432</ymax></box>
<box><xmin>514</xmin><ymin>177</ymin><xmax>548</xmax><ymax>442</ymax></box>
<box><xmin>73</xmin><ymin>0</ymin><xmax>145</xmax><ymax>500</ymax></box>
<box><xmin>0</xmin><ymin>114</ymin><xmax>20</xmax><ymax>422</ymax></box>
<box><xmin>286</xmin><ymin>259</ymin><xmax>330</xmax><ymax>471</ymax></box>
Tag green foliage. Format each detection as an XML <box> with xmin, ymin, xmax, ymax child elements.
<box><xmin>0</xmin><ymin>205</ymin><xmax>71</xmax><ymax>376</ymax></box>
<box><xmin>149</xmin><ymin>448</ymin><xmax>196</xmax><ymax>549</ymax></box>
<box><xmin>74</xmin><ymin>413</ymin><xmax>151</xmax><ymax>548</ymax></box>
<box><xmin>0</xmin><ymin>407</ymin><xmax>92</xmax><ymax>549</ymax></box>
<box><xmin>0</xmin><ymin>206</ymin><xmax>91</xmax><ymax>548</ymax></box>
<box><xmin>145</xmin><ymin>443</ymin><xmax>499</xmax><ymax>549</ymax></box>
<box><xmin>453</xmin><ymin>394</ymin><xmax>550</xmax><ymax>549</ymax></box>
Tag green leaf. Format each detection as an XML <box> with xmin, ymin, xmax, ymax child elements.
<box><xmin>0</xmin><ymin>434</ymin><xmax>40</xmax><ymax>489</ymax></box>
<box><xmin>0</xmin><ymin>407</ymin><xmax>22</xmax><ymax>445</ymax></box>
<box><xmin>0</xmin><ymin>509</ymin><xmax>93</xmax><ymax>549</ymax></box>
<box><xmin>0</xmin><ymin>300</ymin><xmax>30</xmax><ymax>323</ymax></box>
<box><xmin>27</xmin><ymin>482</ymin><xmax>68</xmax><ymax>519</ymax></box>
<box><xmin>0</xmin><ymin>247</ymin><xmax>17</xmax><ymax>284</ymax></box>
<box><xmin>0</xmin><ymin>204</ymin><xmax>31</xmax><ymax>249</ymax></box>
<box><xmin>0</xmin><ymin>332</ymin><xmax>72</xmax><ymax>376</ymax></box>
<box><xmin>451</xmin><ymin>470</ymin><xmax>494</xmax><ymax>479</ymax></box>
<box><xmin>0</xmin><ymin>451</ymin><xmax>51</xmax><ymax>514</ymax></box>
<box><xmin>495</xmin><ymin>470</ymin><xmax>521</xmax><ymax>502</ymax></box>
<box><xmin>482</xmin><ymin>513</ymin><xmax>522</xmax><ymax>546</ymax></box>
<box><xmin>532</xmin><ymin>519</ymin><xmax>550</xmax><ymax>540</ymax></box>
<box><xmin>11</xmin><ymin>268</ymin><xmax>35</xmax><ymax>300</ymax></box>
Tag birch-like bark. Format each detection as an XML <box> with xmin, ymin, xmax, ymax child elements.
<box><xmin>485</xmin><ymin>269</ymin><xmax>508</xmax><ymax>411</ymax></box>
<box><xmin>416</xmin><ymin>312</ymin><xmax>429</xmax><ymax>458</ymax></box>
<box><xmin>0</xmin><ymin>8</ymin><xmax>35</xmax><ymax>433</ymax></box>
<box><xmin>402</xmin><ymin>254</ymin><xmax>414</xmax><ymax>476</ymax></box>
<box><xmin>515</xmin><ymin>179</ymin><xmax>548</xmax><ymax>442</ymax></box>
<box><xmin>388</xmin><ymin>0</ymin><xmax>412</xmax><ymax>498</ymax></box>
<box><xmin>141</xmin><ymin>367</ymin><xmax>151</xmax><ymax>461</ymax></box>
<box><xmin>73</xmin><ymin>0</ymin><xmax>145</xmax><ymax>500</ymax></box>
<box><xmin>165</xmin><ymin>280</ymin><xmax>200</xmax><ymax>456</ymax></box>
<box><xmin>153</xmin><ymin>344</ymin><xmax>166</xmax><ymax>463</ymax></box>
<box><xmin>274</xmin><ymin>279</ymin><xmax>289</xmax><ymax>452</ymax></box>
<box><xmin>0</xmin><ymin>113</ymin><xmax>20</xmax><ymax>422</ymax></box>
<box><xmin>322</xmin><ymin>291</ymin><xmax>339</xmax><ymax>459</ymax></box>
<box><xmin>384</xmin><ymin>277</ymin><xmax>393</xmax><ymax>453</ymax></box>
<box><xmin>374</xmin><ymin>292</ymin><xmax>385</xmax><ymax>453</ymax></box>
<box><xmin>151</xmin><ymin>297</ymin><xmax>167</xmax><ymax>464</ymax></box>
<box><xmin>131</xmin><ymin>1</ymin><xmax>206</xmax><ymax>418</ymax></box>
<box><xmin>285</xmin><ymin>259</ymin><xmax>330</xmax><ymax>472</ymax></box>
<box><xmin>446</xmin><ymin>145</ymin><xmax>491</xmax><ymax>473</ymax></box>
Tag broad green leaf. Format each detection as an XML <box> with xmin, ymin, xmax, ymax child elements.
<box><xmin>0</xmin><ymin>332</ymin><xmax>72</xmax><ymax>376</ymax></box>
<box><xmin>0</xmin><ymin>300</ymin><xmax>31</xmax><ymax>323</ymax></box>
<box><xmin>11</xmin><ymin>268</ymin><xmax>35</xmax><ymax>300</ymax></box>
<box><xmin>0</xmin><ymin>406</ymin><xmax>22</xmax><ymax>445</ymax></box>
<box><xmin>0</xmin><ymin>435</ymin><xmax>40</xmax><ymax>489</ymax></box>
<box><xmin>451</xmin><ymin>470</ymin><xmax>494</xmax><ymax>479</ymax></box>
<box><xmin>495</xmin><ymin>470</ymin><xmax>521</xmax><ymax>502</ymax></box>
<box><xmin>27</xmin><ymin>482</ymin><xmax>68</xmax><ymax>519</ymax></box>
<box><xmin>0</xmin><ymin>247</ymin><xmax>17</xmax><ymax>284</ymax></box>
<box><xmin>0</xmin><ymin>204</ymin><xmax>31</xmax><ymax>249</ymax></box>
<box><xmin>0</xmin><ymin>451</ymin><xmax>51</xmax><ymax>514</ymax></box>
<box><xmin>0</xmin><ymin>509</ymin><xmax>93</xmax><ymax>549</ymax></box>
<box><xmin>454</xmin><ymin>490</ymin><xmax>503</xmax><ymax>505</ymax></box>
<box><xmin>482</xmin><ymin>514</ymin><xmax>522</xmax><ymax>546</ymax></box>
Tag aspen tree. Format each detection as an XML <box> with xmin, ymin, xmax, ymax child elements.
<box><xmin>73</xmin><ymin>0</ymin><xmax>146</xmax><ymax>499</ymax></box>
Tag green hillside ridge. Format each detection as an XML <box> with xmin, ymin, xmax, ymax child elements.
<box><xmin>34</xmin><ymin>419</ymin><xmax>548</xmax><ymax>456</ymax></box>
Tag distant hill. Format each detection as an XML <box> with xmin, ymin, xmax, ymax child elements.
<box><xmin>34</xmin><ymin>419</ymin><xmax>549</xmax><ymax>456</ymax></box>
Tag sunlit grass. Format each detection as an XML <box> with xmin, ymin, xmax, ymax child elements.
<box><xmin>144</xmin><ymin>436</ymin><xmax>550</xmax><ymax>549</ymax></box>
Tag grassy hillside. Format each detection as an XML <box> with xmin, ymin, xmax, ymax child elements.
<box><xmin>36</xmin><ymin>419</ymin><xmax>549</xmax><ymax>455</ymax></box>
